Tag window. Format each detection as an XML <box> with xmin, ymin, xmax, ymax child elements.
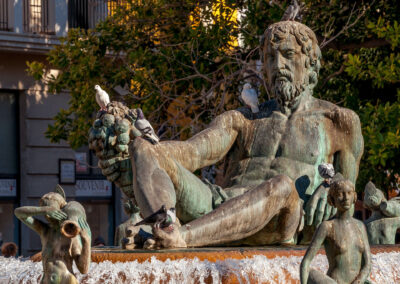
<box><xmin>69</xmin><ymin>0</ymin><xmax>124</xmax><ymax>29</ymax></box>
<box><xmin>0</xmin><ymin>93</ymin><xmax>18</xmax><ymax>176</ymax></box>
<box><xmin>0</xmin><ymin>92</ymin><xmax>19</xmax><ymax>247</ymax></box>
<box><xmin>0</xmin><ymin>0</ymin><xmax>11</xmax><ymax>31</ymax></box>
<box><xmin>23</xmin><ymin>0</ymin><xmax>51</xmax><ymax>34</ymax></box>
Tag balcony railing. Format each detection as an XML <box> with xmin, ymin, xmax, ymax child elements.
<box><xmin>23</xmin><ymin>0</ymin><xmax>51</xmax><ymax>34</ymax></box>
<box><xmin>69</xmin><ymin>0</ymin><xmax>123</xmax><ymax>30</ymax></box>
<box><xmin>0</xmin><ymin>0</ymin><xmax>10</xmax><ymax>31</ymax></box>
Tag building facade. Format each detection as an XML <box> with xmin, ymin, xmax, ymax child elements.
<box><xmin>0</xmin><ymin>0</ymin><xmax>126</xmax><ymax>256</ymax></box>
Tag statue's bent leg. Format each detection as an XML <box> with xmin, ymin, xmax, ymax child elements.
<box><xmin>180</xmin><ymin>175</ymin><xmax>300</xmax><ymax>247</ymax></box>
<box><xmin>130</xmin><ymin>138</ymin><xmax>213</xmax><ymax>221</ymax></box>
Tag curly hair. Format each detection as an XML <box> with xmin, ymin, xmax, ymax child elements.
<box><xmin>262</xmin><ymin>21</ymin><xmax>322</xmax><ymax>88</ymax></box>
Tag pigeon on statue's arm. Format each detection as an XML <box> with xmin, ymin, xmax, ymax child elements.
<box><xmin>95</xmin><ymin>85</ymin><xmax>110</xmax><ymax>111</ymax></box>
<box><xmin>134</xmin><ymin>108</ymin><xmax>160</xmax><ymax>144</ymax></box>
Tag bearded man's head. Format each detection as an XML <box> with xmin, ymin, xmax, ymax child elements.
<box><xmin>262</xmin><ymin>21</ymin><xmax>321</xmax><ymax>109</ymax></box>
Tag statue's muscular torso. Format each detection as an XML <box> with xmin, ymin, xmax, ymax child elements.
<box><xmin>221</xmin><ymin>97</ymin><xmax>363</xmax><ymax>200</ymax></box>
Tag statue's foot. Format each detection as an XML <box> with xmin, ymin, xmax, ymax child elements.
<box><xmin>143</xmin><ymin>238</ymin><xmax>156</xmax><ymax>249</ymax></box>
<box><xmin>152</xmin><ymin>222</ymin><xmax>187</xmax><ymax>249</ymax></box>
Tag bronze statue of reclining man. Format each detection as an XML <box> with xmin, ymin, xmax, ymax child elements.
<box><xmin>90</xmin><ymin>20</ymin><xmax>363</xmax><ymax>249</ymax></box>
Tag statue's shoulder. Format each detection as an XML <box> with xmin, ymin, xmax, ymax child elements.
<box><xmin>313</xmin><ymin>98</ymin><xmax>361</xmax><ymax>132</ymax></box>
<box><xmin>353</xmin><ymin>218</ymin><xmax>369</xmax><ymax>234</ymax></box>
<box><xmin>319</xmin><ymin>219</ymin><xmax>333</xmax><ymax>233</ymax></box>
<box><xmin>223</xmin><ymin>100</ymin><xmax>279</xmax><ymax>120</ymax></box>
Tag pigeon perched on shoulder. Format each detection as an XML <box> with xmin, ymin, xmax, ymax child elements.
<box><xmin>134</xmin><ymin>108</ymin><xmax>160</xmax><ymax>144</ymax></box>
<box><xmin>281</xmin><ymin>0</ymin><xmax>300</xmax><ymax>21</ymax></box>
<box><xmin>95</xmin><ymin>85</ymin><xmax>110</xmax><ymax>111</ymax></box>
<box><xmin>135</xmin><ymin>205</ymin><xmax>176</xmax><ymax>230</ymax></box>
<box><xmin>240</xmin><ymin>83</ymin><xmax>259</xmax><ymax>113</ymax></box>
<box><xmin>318</xmin><ymin>163</ymin><xmax>335</xmax><ymax>182</ymax></box>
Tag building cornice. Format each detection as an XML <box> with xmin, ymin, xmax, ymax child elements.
<box><xmin>0</xmin><ymin>31</ymin><xmax>60</xmax><ymax>54</ymax></box>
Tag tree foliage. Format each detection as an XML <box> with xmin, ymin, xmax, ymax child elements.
<box><xmin>28</xmin><ymin>0</ymin><xmax>400</xmax><ymax>194</ymax></box>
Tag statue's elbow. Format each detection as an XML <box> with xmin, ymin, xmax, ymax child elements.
<box><xmin>14</xmin><ymin>208</ymin><xmax>23</xmax><ymax>218</ymax></box>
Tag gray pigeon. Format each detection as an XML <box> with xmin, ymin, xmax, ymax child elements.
<box><xmin>95</xmin><ymin>85</ymin><xmax>110</xmax><ymax>111</ymax></box>
<box><xmin>240</xmin><ymin>83</ymin><xmax>259</xmax><ymax>113</ymax></box>
<box><xmin>318</xmin><ymin>163</ymin><xmax>335</xmax><ymax>180</ymax></box>
<box><xmin>135</xmin><ymin>108</ymin><xmax>160</xmax><ymax>144</ymax></box>
<box><xmin>135</xmin><ymin>205</ymin><xmax>176</xmax><ymax>229</ymax></box>
<box><xmin>281</xmin><ymin>0</ymin><xmax>300</xmax><ymax>21</ymax></box>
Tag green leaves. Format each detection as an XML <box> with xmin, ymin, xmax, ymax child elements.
<box><xmin>25</xmin><ymin>0</ymin><xmax>400</xmax><ymax>195</ymax></box>
<box><xmin>26</xmin><ymin>61</ymin><xmax>45</xmax><ymax>81</ymax></box>
<box><xmin>357</xmin><ymin>94</ymin><xmax>400</xmax><ymax>192</ymax></box>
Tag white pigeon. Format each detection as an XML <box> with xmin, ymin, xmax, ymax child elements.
<box><xmin>240</xmin><ymin>83</ymin><xmax>259</xmax><ymax>113</ymax></box>
<box><xmin>135</xmin><ymin>108</ymin><xmax>160</xmax><ymax>144</ymax></box>
<box><xmin>95</xmin><ymin>85</ymin><xmax>110</xmax><ymax>111</ymax></box>
<box><xmin>281</xmin><ymin>0</ymin><xmax>300</xmax><ymax>21</ymax></box>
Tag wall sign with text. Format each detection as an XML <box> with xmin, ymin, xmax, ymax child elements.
<box><xmin>75</xmin><ymin>180</ymin><xmax>112</xmax><ymax>197</ymax></box>
<box><xmin>59</xmin><ymin>159</ymin><xmax>76</xmax><ymax>184</ymax></box>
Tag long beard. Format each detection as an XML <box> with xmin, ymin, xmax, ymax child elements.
<box><xmin>273</xmin><ymin>79</ymin><xmax>303</xmax><ymax>108</ymax></box>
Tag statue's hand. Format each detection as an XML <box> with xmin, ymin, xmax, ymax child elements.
<box><xmin>77</xmin><ymin>217</ymin><xmax>91</xmax><ymax>245</ymax></box>
<box><xmin>151</xmin><ymin>223</ymin><xmax>187</xmax><ymax>249</ymax></box>
<box><xmin>78</xmin><ymin>217</ymin><xmax>90</xmax><ymax>234</ymax></box>
<box><xmin>305</xmin><ymin>185</ymin><xmax>336</xmax><ymax>227</ymax></box>
<box><xmin>46</xmin><ymin>208</ymin><xmax>67</xmax><ymax>221</ymax></box>
<box><xmin>89</xmin><ymin>102</ymin><xmax>138</xmax><ymax>198</ymax></box>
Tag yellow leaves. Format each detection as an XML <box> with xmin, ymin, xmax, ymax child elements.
<box><xmin>189</xmin><ymin>5</ymin><xmax>202</xmax><ymax>28</ymax></box>
<box><xmin>108</xmin><ymin>0</ymin><xmax>131</xmax><ymax>16</ymax></box>
<box><xmin>190</xmin><ymin>1</ymin><xmax>239</xmax><ymax>49</ymax></box>
<box><xmin>212</xmin><ymin>0</ymin><xmax>239</xmax><ymax>50</ymax></box>
<box><xmin>166</xmin><ymin>91</ymin><xmax>200</xmax><ymax>140</ymax></box>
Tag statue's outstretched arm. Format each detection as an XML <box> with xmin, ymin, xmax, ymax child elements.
<box><xmin>380</xmin><ymin>199</ymin><xmax>400</xmax><ymax>217</ymax></box>
<box><xmin>300</xmin><ymin>221</ymin><xmax>328</xmax><ymax>284</ymax></box>
<box><xmin>14</xmin><ymin>206</ymin><xmax>66</xmax><ymax>235</ymax></box>
<box><xmin>89</xmin><ymin>103</ymin><xmax>245</xmax><ymax>199</ymax></box>
<box><xmin>152</xmin><ymin>110</ymin><xmax>244</xmax><ymax>172</ymax></box>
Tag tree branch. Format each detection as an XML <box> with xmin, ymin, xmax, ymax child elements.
<box><xmin>318</xmin><ymin>38</ymin><xmax>391</xmax><ymax>51</ymax></box>
<box><xmin>320</xmin><ymin>64</ymin><xmax>344</xmax><ymax>89</ymax></box>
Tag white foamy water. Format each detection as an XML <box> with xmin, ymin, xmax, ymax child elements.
<box><xmin>0</xmin><ymin>252</ymin><xmax>399</xmax><ymax>283</ymax></box>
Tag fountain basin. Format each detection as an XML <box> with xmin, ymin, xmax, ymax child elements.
<box><xmin>4</xmin><ymin>246</ymin><xmax>400</xmax><ymax>283</ymax></box>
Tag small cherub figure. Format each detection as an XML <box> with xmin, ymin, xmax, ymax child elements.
<box><xmin>14</xmin><ymin>185</ymin><xmax>91</xmax><ymax>284</ymax></box>
<box><xmin>300</xmin><ymin>178</ymin><xmax>371</xmax><ymax>284</ymax></box>
<box><xmin>363</xmin><ymin>181</ymin><xmax>400</xmax><ymax>244</ymax></box>
<box><xmin>114</xmin><ymin>199</ymin><xmax>145</xmax><ymax>247</ymax></box>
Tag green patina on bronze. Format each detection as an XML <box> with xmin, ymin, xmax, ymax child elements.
<box><xmin>363</xmin><ymin>181</ymin><xmax>400</xmax><ymax>245</ymax></box>
<box><xmin>300</xmin><ymin>177</ymin><xmax>371</xmax><ymax>284</ymax></box>
<box><xmin>14</xmin><ymin>185</ymin><xmax>91</xmax><ymax>284</ymax></box>
<box><xmin>89</xmin><ymin>21</ymin><xmax>364</xmax><ymax>249</ymax></box>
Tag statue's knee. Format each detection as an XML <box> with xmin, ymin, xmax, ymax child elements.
<box><xmin>272</xmin><ymin>175</ymin><xmax>296</xmax><ymax>196</ymax></box>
